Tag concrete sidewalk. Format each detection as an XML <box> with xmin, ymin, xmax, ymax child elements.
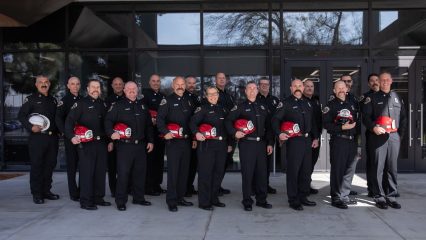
<box><xmin>0</xmin><ymin>172</ymin><xmax>425</xmax><ymax>240</ymax></box>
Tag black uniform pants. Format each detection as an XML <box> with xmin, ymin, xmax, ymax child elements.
<box><xmin>115</xmin><ymin>142</ymin><xmax>147</xmax><ymax>205</ymax></box>
<box><xmin>187</xmin><ymin>147</ymin><xmax>198</xmax><ymax>192</ymax></box>
<box><xmin>365</xmin><ymin>131</ymin><xmax>373</xmax><ymax>194</ymax></box>
<box><xmin>166</xmin><ymin>139</ymin><xmax>191</xmax><ymax>206</ymax></box>
<box><xmin>28</xmin><ymin>134</ymin><xmax>58</xmax><ymax>198</ymax></box>
<box><xmin>285</xmin><ymin>136</ymin><xmax>312</xmax><ymax>205</ymax></box>
<box><xmin>64</xmin><ymin>138</ymin><xmax>80</xmax><ymax>198</ymax></box>
<box><xmin>78</xmin><ymin>141</ymin><xmax>107</xmax><ymax>206</ymax></box>
<box><xmin>239</xmin><ymin>140</ymin><xmax>268</xmax><ymax>206</ymax></box>
<box><xmin>107</xmin><ymin>149</ymin><xmax>117</xmax><ymax>196</ymax></box>
<box><xmin>311</xmin><ymin>143</ymin><xmax>320</xmax><ymax>173</ymax></box>
<box><xmin>369</xmin><ymin>133</ymin><xmax>400</xmax><ymax>203</ymax></box>
<box><xmin>146</xmin><ymin>135</ymin><xmax>165</xmax><ymax>191</ymax></box>
<box><xmin>329</xmin><ymin>137</ymin><xmax>357</xmax><ymax>202</ymax></box>
<box><xmin>197</xmin><ymin>140</ymin><xmax>227</xmax><ymax>207</ymax></box>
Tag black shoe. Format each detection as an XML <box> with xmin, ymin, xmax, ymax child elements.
<box><xmin>81</xmin><ymin>204</ymin><xmax>98</xmax><ymax>210</ymax></box>
<box><xmin>33</xmin><ymin>196</ymin><xmax>44</xmax><ymax>204</ymax></box>
<box><xmin>375</xmin><ymin>201</ymin><xmax>388</xmax><ymax>209</ymax></box>
<box><xmin>132</xmin><ymin>200</ymin><xmax>152</xmax><ymax>206</ymax></box>
<box><xmin>289</xmin><ymin>204</ymin><xmax>303</xmax><ymax>211</ymax></box>
<box><xmin>219</xmin><ymin>187</ymin><xmax>231</xmax><ymax>195</ymax></box>
<box><xmin>43</xmin><ymin>192</ymin><xmax>60</xmax><ymax>200</ymax></box>
<box><xmin>349</xmin><ymin>190</ymin><xmax>358</xmax><ymax>196</ymax></box>
<box><xmin>344</xmin><ymin>198</ymin><xmax>357</xmax><ymax>205</ymax></box>
<box><xmin>168</xmin><ymin>205</ymin><xmax>178</xmax><ymax>212</ymax></box>
<box><xmin>386</xmin><ymin>200</ymin><xmax>401</xmax><ymax>209</ymax></box>
<box><xmin>243</xmin><ymin>205</ymin><xmax>252</xmax><ymax>211</ymax></box>
<box><xmin>331</xmin><ymin>201</ymin><xmax>348</xmax><ymax>209</ymax></box>
<box><xmin>177</xmin><ymin>199</ymin><xmax>193</xmax><ymax>206</ymax></box>
<box><xmin>199</xmin><ymin>205</ymin><xmax>213</xmax><ymax>211</ymax></box>
<box><xmin>212</xmin><ymin>202</ymin><xmax>226</xmax><ymax>207</ymax></box>
<box><xmin>310</xmin><ymin>188</ymin><xmax>319</xmax><ymax>194</ymax></box>
<box><xmin>267</xmin><ymin>186</ymin><xmax>277</xmax><ymax>194</ymax></box>
<box><xmin>146</xmin><ymin>190</ymin><xmax>161</xmax><ymax>196</ymax></box>
<box><xmin>117</xmin><ymin>204</ymin><xmax>126</xmax><ymax>211</ymax></box>
<box><xmin>301</xmin><ymin>198</ymin><xmax>317</xmax><ymax>206</ymax></box>
<box><xmin>95</xmin><ymin>200</ymin><xmax>111</xmax><ymax>206</ymax></box>
<box><xmin>70</xmin><ymin>196</ymin><xmax>80</xmax><ymax>202</ymax></box>
<box><xmin>256</xmin><ymin>202</ymin><xmax>272</xmax><ymax>209</ymax></box>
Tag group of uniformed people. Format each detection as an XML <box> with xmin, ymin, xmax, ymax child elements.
<box><xmin>18</xmin><ymin>70</ymin><xmax>405</xmax><ymax>211</ymax></box>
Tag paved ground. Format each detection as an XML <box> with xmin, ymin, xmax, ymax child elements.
<box><xmin>0</xmin><ymin>172</ymin><xmax>425</xmax><ymax>240</ymax></box>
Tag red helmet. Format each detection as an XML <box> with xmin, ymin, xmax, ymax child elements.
<box><xmin>280</xmin><ymin>121</ymin><xmax>301</xmax><ymax>138</ymax></box>
<box><xmin>113</xmin><ymin>123</ymin><xmax>132</xmax><ymax>139</ymax></box>
<box><xmin>199</xmin><ymin>123</ymin><xmax>221</xmax><ymax>140</ymax></box>
<box><xmin>335</xmin><ymin>109</ymin><xmax>354</xmax><ymax>125</ymax></box>
<box><xmin>74</xmin><ymin>125</ymin><xmax>93</xmax><ymax>142</ymax></box>
<box><xmin>167</xmin><ymin>123</ymin><xmax>185</xmax><ymax>138</ymax></box>
<box><xmin>149</xmin><ymin>110</ymin><xmax>157</xmax><ymax>120</ymax></box>
<box><xmin>234</xmin><ymin>119</ymin><xmax>255</xmax><ymax>135</ymax></box>
<box><xmin>375</xmin><ymin>116</ymin><xmax>397</xmax><ymax>133</ymax></box>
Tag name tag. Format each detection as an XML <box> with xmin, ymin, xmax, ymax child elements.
<box><xmin>173</xmin><ymin>104</ymin><xmax>179</xmax><ymax>107</ymax></box>
<box><xmin>209</xmin><ymin>111</ymin><xmax>214</xmax><ymax>113</ymax></box>
<box><xmin>88</xmin><ymin>106</ymin><xmax>94</xmax><ymax>109</ymax></box>
<box><xmin>245</xmin><ymin>109</ymin><xmax>251</xmax><ymax>112</ymax></box>
<box><xmin>293</xmin><ymin>106</ymin><xmax>298</xmax><ymax>109</ymax></box>
<box><xmin>125</xmin><ymin>108</ymin><xmax>130</xmax><ymax>110</ymax></box>
<box><xmin>378</xmin><ymin>102</ymin><xmax>383</xmax><ymax>105</ymax></box>
<box><xmin>37</xmin><ymin>102</ymin><xmax>42</xmax><ymax>104</ymax></box>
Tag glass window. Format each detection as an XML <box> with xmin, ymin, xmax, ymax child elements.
<box><xmin>283</xmin><ymin>11</ymin><xmax>364</xmax><ymax>45</ymax></box>
<box><xmin>204</xmin><ymin>12</ymin><xmax>269</xmax><ymax>46</ymax></box>
<box><xmin>272</xmin><ymin>50</ymin><xmax>281</xmax><ymax>98</ymax></box>
<box><xmin>272</xmin><ymin>11</ymin><xmax>281</xmax><ymax>46</ymax></box>
<box><xmin>135</xmin><ymin>13</ymin><xmax>200</xmax><ymax>48</ymax></box>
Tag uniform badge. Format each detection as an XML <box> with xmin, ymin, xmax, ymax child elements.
<box><xmin>322</xmin><ymin>106</ymin><xmax>330</xmax><ymax>114</ymax></box>
<box><xmin>328</xmin><ymin>95</ymin><xmax>335</xmax><ymax>101</ymax></box>
<box><xmin>230</xmin><ymin>105</ymin><xmax>238</xmax><ymax>111</ymax></box>
<box><xmin>276</xmin><ymin>102</ymin><xmax>283</xmax><ymax>109</ymax></box>
<box><xmin>23</xmin><ymin>97</ymin><xmax>29</xmax><ymax>104</ymax></box>
<box><xmin>359</xmin><ymin>95</ymin><xmax>365</xmax><ymax>102</ymax></box>
<box><xmin>260</xmin><ymin>105</ymin><xmax>265</xmax><ymax>110</ymax></box>
<box><xmin>307</xmin><ymin>102</ymin><xmax>311</xmax><ymax>108</ymax></box>
<box><xmin>395</xmin><ymin>98</ymin><xmax>399</xmax><ymax>104</ymax></box>
<box><xmin>71</xmin><ymin>103</ymin><xmax>78</xmax><ymax>109</ymax></box>
<box><xmin>57</xmin><ymin>101</ymin><xmax>63</xmax><ymax>107</ymax></box>
<box><xmin>194</xmin><ymin>107</ymin><xmax>201</xmax><ymax>113</ymax></box>
<box><xmin>141</xmin><ymin>105</ymin><xmax>145</xmax><ymax>110</ymax></box>
<box><xmin>364</xmin><ymin>97</ymin><xmax>371</xmax><ymax>104</ymax></box>
<box><xmin>160</xmin><ymin>99</ymin><xmax>167</xmax><ymax>106</ymax></box>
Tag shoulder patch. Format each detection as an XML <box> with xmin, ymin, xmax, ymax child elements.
<box><xmin>364</xmin><ymin>97</ymin><xmax>371</xmax><ymax>104</ymax></box>
<box><xmin>160</xmin><ymin>99</ymin><xmax>167</xmax><ymax>106</ymax></box>
<box><xmin>23</xmin><ymin>97</ymin><xmax>29</xmax><ymax>104</ymax></box>
<box><xmin>57</xmin><ymin>101</ymin><xmax>63</xmax><ymax>107</ymax></box>
<box><xmin>328</xmin><ymin>95</ymin><xmax>335</xmax><ymax>101</ymax></box>
<box><xmin>71</xmin><ymin>103</ymin><xmax>78</xmax><ymax>109</ymax></box>
<box><xmin>230</xmin><ymin>105</ymin><xmax>238</xmax><ymax>111</ymax></box>
<box><xmin>322</xmin><ymin>106</ymin><xmax>330</xmax><ymax>114</ymax></box>
<box><xmin>276</xmin><ymin>101</ymin><xmax>283</xmax><ymax>109</ymax></box>
<box><xmin>194</xmin><ymin>107</ymin><xmax>201</xmax><ymax>113</ymax></box>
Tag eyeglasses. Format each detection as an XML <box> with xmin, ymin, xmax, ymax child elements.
<box><xmin>207</xmin><ymin>93</ymin><xmax>219</xmax><ymax>96</ymax></box>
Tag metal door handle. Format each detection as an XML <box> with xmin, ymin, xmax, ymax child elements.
<box><xmin>420</xmin><ymin>104</ymin><xmax>424</xmax><ymax>147</ymax></box>
<box><xmin>409</xmin><ymin>103</ymin><xmax>412</xmax><ymax>147</ymax></box>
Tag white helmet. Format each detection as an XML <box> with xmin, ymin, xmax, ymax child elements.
<box><xmin>28</xmin><ymin>113</ymin><xmax>50</xmax><ymax>131</ymax></box>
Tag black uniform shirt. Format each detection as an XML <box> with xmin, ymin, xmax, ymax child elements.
<box><xmin>323</xmin><ymin>96</ymin><xmax>360</xmax><ymax>136</ymax></box>
<box><xmin>105</xmin><ymin>92</ymin><xmax>125</xmax><ymax>109</ymax></box>
<box><xmin>184</xmin><ymin>90</ymin><xmax>202</xmax><ymax>110</ymax></box>
<box><xmin>271</xmin><ymin>95</ymin><xmax>319</xmax><ymax>139</ymax></box>
<box><xmin>304</xmin><ymin>95</ymin><xmax>322</xmax><ymax>135</ymax></box>
<box><xmin>104</xmin><ymin>97</ymin><xmax>154</xmax><ymax>143</ymax></box>
<box><xmin>64</xmin><ymin>96</ymin><xmax>107</xmax><ymax>139</ymax></box>
<box><xmin>190</xmin><ymin>102</ymin><xmax>229</xmax><ymax>141</ymax></box>
<box><xmin>225</xmin><ymin>99</ymin><xmax>273</xmax><ymax>146</ymax></box>
<box><xmin>256</xmin><ymin>93</ymin><xmax>280</xmax><ymax>115</ymax></box>
<box><xmin>18</xmin><ymin>92</ymin><xmax>58</xmax><ymax>133</ymax></box>
<box><xmin>141</xmin><ymin>88</ymin><xmax>166</xmax><ymax>111</ymax></box>
<box><xmin>55</xmin><ymin>93</ymin><xmax>81</xmax><ymax>135</ymax></box>
<box><xmin>156</xmin><ymin>93</ymin><xmax>193</xmax><ymax>137</ymax></box>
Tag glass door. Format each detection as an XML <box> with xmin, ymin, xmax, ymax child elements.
<box><xmin>415</xmin><ymin>61</ymin><xmax>426</xmax><ymax>171</ymax></box>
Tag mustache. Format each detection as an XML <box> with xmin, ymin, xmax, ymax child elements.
<box><xmin>176</xmin><ymin>88</ymin><xmax>184</xmax><ymax>91</ymax></box>
<box><xmin>294</xmin><ymin>89</ymin><xmax>302</xmax><ymax>94</ymax></box>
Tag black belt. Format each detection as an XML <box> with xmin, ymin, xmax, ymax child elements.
<box><xmin>37</xmin><ymin>131</ymin><xmax>56</xmax><ymax>136</ymax></box>
<box><xmin>205</xmin><ymin>136</ymin><xmax>224</xmax><ymax>141</ymax></box>
<box><xmin>335</xmin><ymin>134</ymin><xmax>355</xmax><ymax>140</ymax></box>
<box><xmin>118</xmin><ymin>139</ymin><xmax>144</xmax><ymax>144</ymax></box>
<box><xmin>245</xmin><ymin>137</ymin><xmax>264</xmax><ymax>142</ymax></box>
<box><xmin>92</xmin><ymin>136</ymin><xmax>105</xmax><ymax>141</ymax></box>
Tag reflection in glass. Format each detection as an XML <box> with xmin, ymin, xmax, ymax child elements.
<box><xmin>204</xmin><ymin>12</ymin><xmax>269</xmax><ymax>46</ymax></box>
<box><xmin>291</xmin><ymin>67</ymin><xmax>321</xmax><ymax>97</ymax></box>
<box><xmin>283</xmin><ymin>12</ymin><xmax>363</xmax><ymax>45</ymax></box>
<box><xmin>379</xmin><ymin>11</ymin><xmax>398</xmax><ymax>31</ymax></box>
<box><xmin>331</xmin><ymin>67</ymin><xmax>361</xmax><ymax>98</ymax></box>
<box><xmin>157</xmin><ymin>13</ymin><xmax>200</xmax><ymax>45</ymax></box>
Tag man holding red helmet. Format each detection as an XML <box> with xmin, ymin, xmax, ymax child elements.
<box><xmin>362</xmin><ymin>72</ymin><xmax>407</xmax><ymax>209</ymax></box>
<box><xmin>225</xmin><ymin>81</ymin><xmax>274</xmax><ymax>211</ymax></box>
<box><xmin>271</xmin><ymin>79</ymin><xmax>319</xmax><ymax>211</ymax></box>
<box><xmin>189</xmin><ymin>86</ymin><xmax>232</xmax><ymax>211</ymax></box>
<box><xmin>323</xmin><ymin>80</ymin><xmax>360</xmax><ymax>209</ymax></box>
<box><xmin>157</xmin><ymin>76</ymin><xmax>194</xmax><ymax>212</ymax></box>
<box><xmin>105</xmin><ymin>81</ymin><xmax>154</xmax><ymax>211</ymax></box>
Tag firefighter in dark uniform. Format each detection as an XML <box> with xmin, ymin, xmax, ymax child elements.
<box><xmin>323</xmin><ymin>80</ymin><xmax>360</xmax><ymax>209</ymax></box>
<box><xmin>214</xmin><ymin>72</ymin><xmax>234</xmax><ymax>195</ymax></box>
<box><xmin>184</xmin><ymin>75</ymin><xmax>202</xmax><ymax>197</ymax></box>
<box><xmin>18</xmin><ymin>75</ymin><xmax>60</xmax><ymax>204</ymax></box>
<box><xmin>302</xmin><ymin>79</ymin><xmax>322</xmax><ymax>194</ymax></box>
<box><xmin>104</xmin><ymin>77</ymin><xmax>125</xmax><ymax>197</ymax></box>
<box><xmin>142</xmin><ymin>74</ymin><xmax>167</xmax><ymax>196</ymax></box>
<box><xmin>55</xmin><ymin>76</ymin><xmax>82</xmax><ymax>201</ymax></box>
<box><xmin>105</xmin><ymin>81</ymin><xmax>154</xmax><ymax>211</ymax></box>
<box><xmin>272</xmin><ymin>79</ymin><xmax>319</xmax><ymax>211</ymax></box>
<box><xmin>65</xmin><ymin>79</ymin><xmax>111</xmax><ymax>210</ymax></box>
<box><xmin>362</xmin><ymin>72</ymin><xmax>406</xmax><ymax>209</ymax></box>
<box><xmin>225</xmin><ymin>81</ymin><xmax>274</xmax><ymax>211</ymax></box>
<box><xmin>256</xmin><ymin>77</ymin><xmax>280</xmax><ymax>194</ymax></box>
<box><xmin>157</xmin><ymin>76</ymin><xmax>194</xmax><ymax>212</ymax></box>
<box><xmin>190</xmin><ymin>86</ymin><xmax>231</xmax><ymax>210</ymax></box>
<box><xmin>359</xmin><ymin>73</ymin><xmax>380</xmax><ymax>197</ymax></box>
